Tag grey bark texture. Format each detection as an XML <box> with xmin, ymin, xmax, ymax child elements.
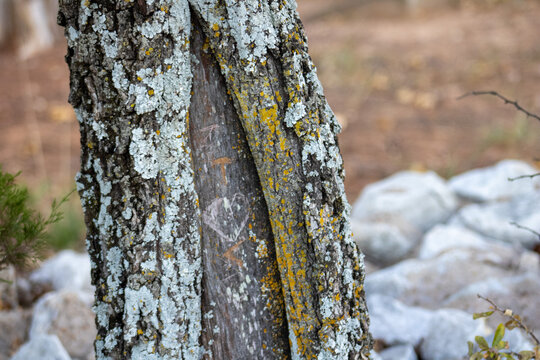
<box><xmin>58</xmin><ymin>0</ymin><xmax>372</xmax><ymax>359</ymax></box>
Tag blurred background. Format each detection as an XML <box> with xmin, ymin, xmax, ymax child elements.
<box><xmin>1</xmin><ymin>0</ymin><xmax>540</xmax><ymax>250</ymax></box>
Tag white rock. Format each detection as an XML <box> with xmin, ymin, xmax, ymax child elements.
<box><xmin>379</xmin><ymin>344</ymin><xmax>418</xmax><ymax>360</ymax></box>
<box><xmin>30</xmin><ymin>250</ymin><xmax>93</xmax><ymax>293</ymax></box>
<box><xmin>367</xmin><ymin>294</ymin><xmax>433</xmax><ymax>347</ymax></box>
<box><xmin>371</xmin><ymin>351</ymin><xmax>383</xmax><ymax>360</ymax></box>
<box><xmin>29</xmin><ymin>290</ymin><xmax>96</xmax><ymax>360</ymax></box>
<box><xmin>449</xmin><ymin>159</ymin><xmax>540</xmax><ymax>202</ymax></box>
<box><xmin>420</xmin><ymin>308</ymin><xmax>488</xmax><ymax>360</ymax></box>
<box><xmin>352</xmin><ymin>171</ymin><xmax>458</xmax><ymax>232</ymax></box>
<box><xmin>10</xmin><ymin>334</ymin><xmax>71</xmax><ymax>360</ymax></box>
<box><xmin>518</xmin><ymin>251</ymin><xmax>540</xmax><ymax>273</ymax></box>
<box><xmin>352</xmin><ymin>220</ymin><xmax>420</xmax><ymax>265</ymax></box>
<box><xmin>365</xmin><ymin>247</ymin><xmax>525</xmax><ymax>308</ymax></box>
<box><xmin>451</xmin><ymin>192</ymin><xmax>540</xmax><ymax>249</ymax></box>
<box><xmin>442</xmin><ymin>272</ymin><xmax>540</xmax><ymax>332</ymax></box>
<box><xmin>0</xmin><ymin>309</ymin><xmax>31</xmax><ymax>359</ymax></box>
<box><xmin>418</xmin><ymin>225</ymin><xmax>492</xmax><ymax>259</ymax></box>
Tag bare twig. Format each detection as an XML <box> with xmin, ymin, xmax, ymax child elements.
<box><xmin>457</xmin><ymin>91</ymin><xmax>540</xmax><ymax>122</ymax></box>
<box><xmin>509</xmin><ymin>221</ymin><xmax>540</xmax><ymax>240</ymax></box>
<box><xmin>508</xmin><ymin>173</ymin><xmax>540</xmax><ymax>181</ymax></box>
<box><xmin>477</xmin><ymin>294</ymin><xmax>540</xmax><ymax>346</ymax></box>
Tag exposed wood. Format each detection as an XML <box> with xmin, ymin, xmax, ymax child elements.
<box><xmin>189</xmin><ymin>20</ymin><xmax>290</xmax><ymax>359</ymax></box>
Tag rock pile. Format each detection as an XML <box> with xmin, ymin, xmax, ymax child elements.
<box><xmin>0</xmin><ymin>160</ymin><xmax>538</xmax><ymax>360</ymax></box>
<box><xmin>0</xmin><ymin>250</ymin><xmax>96</xmax><ymax>360</ymax></box>
<box><xmin>355</xmin><ymin>160</ymin><xmax>540</xmax><ymax>360</ymax></box>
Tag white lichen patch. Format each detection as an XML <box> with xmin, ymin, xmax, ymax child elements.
<box><xmin>78</xmin><ymin>0</ymin><xmax>94</xmax><ymax>26</ymax></box>
<box><xmin>91</xmin><ymin>119</ymin><xmax>108</xmax><ymax>140</ymax></box>
<box><xmin>106</xmin><ymin>247</ymin><xmax>124</xmax><ymax>296</ymax></box>
<box><xmin>97</xmin><ymin>326</ymin><xmax>121</xmax><ymax>354</ymax></box>
<box><xmin>112</xmin><ymin>63</ymin><xmax>129</xmax><ymax>93</ymax></box>
<box><xmin>317</xmin><ymin>317</ymin><xmax>364</xmax><ymax>360</ymax></box>
<box><xmin>223</xmin><ymin>0</ymin><xmax>278</xmax><ymax>63</ymax></box>
<box><xmin>94</xmin><ymin>302</ymin><xmax>110</xmax><ymax>329</ymax></box>
<box><xmin>67</xmin><ymin>26</ymin><xmax>79</xmax><ymax>47</ymax></box>
<box><xmin>190</xmin><ymin>0</ymin><xmax>282</xmax><ymax>71</ymax></box>
<box><xmin>124</xmin><ymin>286</ymin><xmax>160</xmax><ymax>340</ymax></box>
<box><xmin>284</xmin><ymin>101</ymin><xmax>306</xmax><ymax>128</ymax></box>
<box><xmin>130</xmin><ymin>128</ymin><xmax>159</xmax><ymax>179</ymax></box>
<box><xmin>91</xmin><ymin>12</ymin><xmax>119</xmax><ymax>59</ymax></box>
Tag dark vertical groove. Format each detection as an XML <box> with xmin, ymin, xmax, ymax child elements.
<box><xmin>188</xmin><ymin>14</ymin><xmax>291</xmax><ymax>359</ymax></box>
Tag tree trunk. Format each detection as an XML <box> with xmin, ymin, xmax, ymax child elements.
<box><xmin>58</xmin><ymin>0</ymin><xmax>372</xmax><ymax>359</ymax></box>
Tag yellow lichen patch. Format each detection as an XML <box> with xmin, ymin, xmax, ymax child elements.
<box><xmin>156</xmin><ymin>130</ymin><xmax>160</xmax><ymax>135</ymax></box>
<box><xmin>212</xmin><ymin>23</ymin><xmax>219</xmax><ymax>31</ymax></box>
<box><xmin>259</xmin><ymin>105</ymin><xmax>279</xmax><ymax>134</ymax></box>
<box><xmin>137</xmin><ymin>329</ymin><xmax>144</xmax><ymax>335</ymax></box>
<box><xmin>268</xmin><ymin>177</ymin><xmax>274</xmax><ymax>190</ymax></box>
<box><xmin>148</xmin><ymin>89</ymin><xmax>154</xmax><ymax>96</ymax></box>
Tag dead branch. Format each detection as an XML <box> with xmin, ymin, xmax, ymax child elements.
<box><xmin>508</xmin><ymin>173</ymin><xmax>540</xmax><ymax>182</ymax></box>
<box><xmin>477</xmin><ymin>294</ymin><xmax>540</xmax><ymax>346</ymax></box>
<box><xmin>509</xmin><ymin>221</ymin><xmax>540</xmax><ymax>240</ymax></box>
<box><xmin>457</xmin><ymin>91</ymin><xmax>540</xmax><ymax>122</ymax></box>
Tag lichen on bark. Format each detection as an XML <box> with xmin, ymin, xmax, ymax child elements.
<box><xmin>60</xmin><ymin>0</ymin><xmax>202</xmax><ymax>358</ymax></box>
<box><xmin>60</xmin><ymin>0</ymin><xmax>371</xmax><ymax>359</ymax></box>
<box><xmin>189</xmin><ymin>1</ymin><xmax>372</xmax><ymax>358</ymax></box>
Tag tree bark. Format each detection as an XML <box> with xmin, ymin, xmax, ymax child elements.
<box><xmin>59</xmin><ymin>0</ymin><xmax>372</xmax><ymax>359</ymax></box>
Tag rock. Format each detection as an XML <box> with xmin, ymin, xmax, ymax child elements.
<box><xmin>352</xmin><ymin>220</ymin><xmax>420</xmax><ymax>265</ymax></box>
<box><xmin>365</xmin><ymin>246</ymin><xmax>525</xmax><ymax>308</ymax></box>
<box><xmin>420</xmin><ymin>308</ymin><xmax>488</xmax><ymax>360</ymax></box>
<box><xmin>29</xmin><ymin>250</ymin><xmax>93</xmax><ymax>293</ymax></box>
<box><xmin>451</xmin><ymin>192</ymin><xmax>540</xmax><ymax>249</ymax></box>
<box><xmin>367</xmin><ymin>294</ymin><xmax>433</xmax><ymax>347</ymax></box>
<box><xmin>10</xmin><ymin>334</ymin><xmax>71</xmax><ymax>360</ymax></box>
<box><xmin>16</xmin><ymin>277</ymin><xmax>52</xmax><ymax>308</ymax></box>
<box><xmin>29</xmin><ymin>290</ymin><xmax>96</xmax><ymax>360</ymax></box>
<box><xmin>442</xmin><ymin>272</ymin><xmax>540</xmax><ymax>331</ymax></box>
<box><xmin>449</xmin><ymin>159</ymin><xmax>540</xmax><ymax>202</ymax></box>
<box><xmin>352</xmin><ymin>171</ymin><xmax>458</xmax><ymax>232</ymax></box>
<box><xmin>379</xmin><ymin>344</ymin><xmax>418</xmax><ymax>360</ymax></box>
<box><xmin>0</xmin><ymin>266</ymin><xmax>17</xmax><ymax>310</ymax></box>
<box><xmin>371</xmin><ymin>351</ymin><xmax>383</xmax><ymax>360</ymax></box>
<box><xmin>518</xmin><ymin>251</ymin><xmax>540</xmax><ymax>273</ymax></box>
<box><xmin>418</xmin><ymin>225</ymin><xmax>495</xmax><ymax>259</ymax></box>
<box><xmin>0</xmin><ymin>309</ymin><xmax>31</xmax><ymax>360</ymax></box>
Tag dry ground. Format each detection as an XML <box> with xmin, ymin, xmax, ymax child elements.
<box><xmin>1</xmin><ymin>0</ymin><xmax>540</xmax><ymax>203</ymax></box>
